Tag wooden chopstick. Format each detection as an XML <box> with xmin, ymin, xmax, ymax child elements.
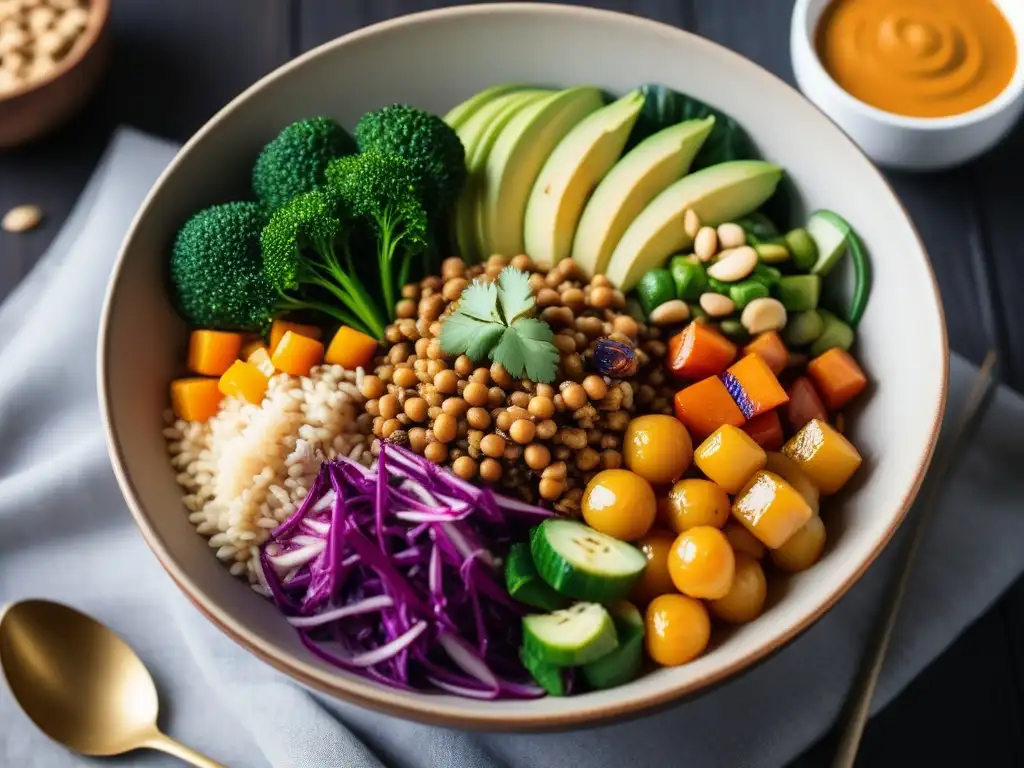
<box><xmin>831</xmin><ymin>349</ymin><xmax>999</xmax><ymax>768</ymax></box>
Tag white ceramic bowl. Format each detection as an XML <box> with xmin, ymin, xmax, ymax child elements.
<box><xmin>99</xmin><ymin>4</ymin><xmax>948</xmax><ymax>730</ymax></box>
<box><xmin>791</xmin><ymin>0</ymin><xmax>1024</xmax><ymax>171</ymax></box>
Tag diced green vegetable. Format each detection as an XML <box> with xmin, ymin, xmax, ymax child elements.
<box><xmin>636</xmin><ymin>269</ymin><xmax>677</xmax><ymax>317</ymax></box>
<box><xmin>806</xmin><ymin>211</ymin><xmax>848</xmax><ymax>277</ymax></box>
<box><xmin>785</xmin><ymin>227</ymin><xmax>818</xmax><ymax>272</ymax></box>
<box><xmin>706</xmin><ymin>275</ymin><xmax>731</xmax><ymax>295</ymax></box>
<box><xmin>505</xmin><ymin>543</ymin><xmax>567</xmax><ymax>612</ymax></box>
<box><xmin>754</xmin><ymin>243</ymin><xmax>789</xmax><ymax>264</ymax></box>
<box><xmin>783</xmin><ymin>310</ymin><xmax>824</xmax><ymax>347</ymax></box>
<box><xmin>581</xmin><ymin>601</ymin><xmax>645</xmax><ymax>690</ymax></box>
<box><xmin>530</xmin><ymin>519</ymin><xmax>647</xmax><ymax>603</ymax></box>
<box><xmin>689</xmin><ymin>303</ymin><xmax>707</xmax><ymax>320</ymax></box>
<box><xmin>729</xmin><ymin>279</ymin><xmax>770</xmax><ymax>309</ymax></box>
<box><xmin>520</xmin><ymin>647</ymin><xmax>569</xmax><ymax>696</ymax></box>
<box><xmin>719</xmin><ymin>318</ymin><xmax>749</xmax><ymax>343</ymax></box>
<box><xmin>522</xmin><ymin>602</ymin><xmax>619</xmax><ymax>667</ymax></box>
<box><xmin>735</xmin><ymin>212</ymin><xmax>779</xmax><ymax>244</ymax></box>
<box><xmin>749</xmin><ymin>263</ymin><xmax>781</xmax><ymax>291</ymax></box>
<box><xmin>810</xmin><ymin>309</ymin><xmax>855</xmax><ymax>357</ymax></box>
<box><xmin>669</xmin><ymin>255</ymin><xmax>708</xmax><ymax>302</ymax></box>
<box><xmin>776</xmin><ymin>274</ymin><xmax>821</xmax><ymax>312</ymax></box>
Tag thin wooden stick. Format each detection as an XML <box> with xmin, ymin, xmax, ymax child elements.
<box><xmin>831</xmin><ymin>350</ymin><xmax>999</xmax><ymax>768</ymax></box>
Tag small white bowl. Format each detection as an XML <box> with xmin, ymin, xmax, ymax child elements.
<box><xmin>791</xmin><ymin>0</ymin><xmax>1024</xmax><ymax>171</ymax></box>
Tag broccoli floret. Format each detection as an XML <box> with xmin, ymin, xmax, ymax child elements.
<box><xmin>169</xmin><ymin>202</ymin><xmax>278</xmax><ymax>331</ymax></box>
<box><xmin>260</xmin><ymin>188</ymin><xmax>386</xmax><ymax>339</ymax></box>
<box><xmin>252</xmin><ymin>117</ymin><xmax>357</xmax><ymax>211</ymax></box>
<box><xmin>354</xmin><ymin>105</ymin><xmax>466</xmax><ymax>214</ymax></box>
<box><xmin>326</xmin><ymin>150</ymin><xmax>429</xmax><ymax>319</ymax></box>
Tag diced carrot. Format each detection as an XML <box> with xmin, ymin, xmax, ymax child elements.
<box><xmin>741</xmin><ymin>411</ymin><xmax>784</xmax><ymax>451</ymax></box>
<box><xmin>269</xmin><ymin>319</ymin><xmax>323</xmax><ymax>355</ymax></box>
<box><xmin>186</xmin><ymin>330</ymin><xmax>242</xmax><ymax>376</ymax></box>
<box><xmin>247</xmin><ymin>346</ymin><xmax>276</xmax><ymax>377</ymax></box>
<box><xmin>240</xmin><ymin>338</ymin><xmax>267</xmax><ymax>361</ymax></box>
<box><xmin>807</xmin><ymin>347</ymin><xmax>868</xmax><ymax>411</ymax></box>
<box><xmin>271</xmin><ymin>330</ymin><xmax>324</xmax><ymax>376</ymax></box>
<box><xmin>784</xmin><ymin>376</ymin><xmax>828</xmax><ymax>433</ymax></box>
<box><xmin>722</xmin><ymin>353</ymin><xmax>789</xmax><ymax>420</ymax></box>
<box><xmin>673</xmin><ymin>376</ymin><xmax>746</xmax><ymax>440</ymax></box>
<box><xmin>783</xmin><ymin>418</ymin><xmax>862</xmax><ymax>495</ymax></box>
<box><xmin>667</xmin><ymin>322</ymin><xmax>737</xmax><ymax>380</ymax></box>
<box><xmin>170</xmin><ymin>378</ymin><xmax>223</xmax><ymax>422</ymax></box>
<box><xmin>218</xmin><ymin>360</ymin><xmax>269</xmax><ymax>404</ymax></box>
<box><xmin>743</xmin><ymin>331</ymin><xmax>788</xmax><ymax>376</ymax></box>
<box><xmin>325</xmin><ymin>326</ymin><xmax>379</xmax><ymax>369</ymax></box>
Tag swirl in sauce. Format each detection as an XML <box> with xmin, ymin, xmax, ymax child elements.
<box><xmin>816</xmin><ymin>0</ymin><xmax>1017</xmax><ymax>118</ymax></box>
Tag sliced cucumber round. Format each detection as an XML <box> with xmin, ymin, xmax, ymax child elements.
<box><xmin>522</xmin><ymin>602</ymin><xmax>618</xmax><ymax>667</ymax></box>
<box><xmin>530</xmin><ymin>519</ymin><xmax>647</xmax><ymax>602</ymax></box>
<box><xmin>582</xmin><ymin>600</ymin><xmax>645</xmax><ymax>690</ymax></box>
<box><xmin>505</xmin><ymin>542</ymin><xmax>567</xmax><ymax>612</ymax></box>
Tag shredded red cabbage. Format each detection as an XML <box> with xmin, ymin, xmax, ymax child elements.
<box><xmin>258</xmin><ymin>443</ymin><xmax>554</xmax><ymax>699</ymax></box>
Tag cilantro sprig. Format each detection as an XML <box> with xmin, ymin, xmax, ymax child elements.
<box><xmin>439</xmin><ymin>266</ymin><xmax>560</xmax><ymax>383</ymax></box>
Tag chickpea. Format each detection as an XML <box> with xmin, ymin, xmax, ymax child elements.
<box><xmin>487</xmin><ymin>387</ymin><xmax>506</xmax><ymax>409</ymax></box>
<box><xmin>600</xmin><ymin>449</ymin><xmax>623</xmax><ymax>469</ymax></box>
<box><xmin>423</xmin><ymin>387</ymin><xmax>444</xmax><ymax>407</ymax></box>
<box><xmin>510</xmin><ymin>419</ymin><xmax>536</xmax><ymax>444</ymax></box>
<box><xmin>575</xmin><ymin>446</ymin><xmax>601</xmax><ymax>471</ymax></box>
<box><xmin>434</xmin><ymin>369</ymin><xmax>459</xmax><ymax>394</ymax></box>
<box><xmin>378</xmin><ymin>394</ymin><xmax>400</xmax><ymax>420</ymax></box>
<box><xmin>393</xmin><ymin>366</ymin><xmax>418</xmax><ymax>389</ymax></box>
<box><xmin>590</xmin><ymin>285</ymin><xmax>614</xmax><ymax>309</ymax></box>
<box><xmin>408</xmin><ymin>427</ymin><xmax>428</xmax><ymax>453</ymax></box>
<box><xmin>480</xmin><ymin>433</ymin><xmax>506</xmax><ymax>458</ymax></box>
<box><xmin>441</xmin><ymin>256</ymin><xmax>465</xmax><ymax>280</ymax></box>
<box><xmin>560</xmin><ymin>259</ymin><xmax>582</xmax><ymax>281</ymax></box>
<box><xmin>433</xmin><ymin>414</ymin><xmax>458</xmax><ymax>443</ymax></box>
<box><xmin>365</xmin><ymin>399</ymin><xmax>381</xmax><ymax>417</ymax></box>
<box><xmin>542</xmin><ymin>306</ymin><xmax>575</xmax><ymax>328</ymax></box>
<box><xmin>508</xmin><ymin>390</ymin><xmax>530</xmax><ymax>409</ymax></box>
<box><xmin>401</xmin><ymin>283</ymin><xmax>421</xmax><ymax>300</ymax></box>
<box><xmin>489</xmin><ymin>362</ymin><xmax>513</xmax><ymax>389</ymax></box>
<box><xmin>552</xmin><ymin>334</ymin><xmax>576</xmax><ymax>354</ymax></box>
<box><xmin>561</xmin><ymin>353</ymin><xmax>584</xmax><ymax>380</ymax></box>
<box><xmin>426</xmin><ymin>360</ymin><xmax>446</xmax><ymax>378</ymax></box>
<box><xmin>527</xmin><ymin>395</ymin><xmax>554</xmax><ymax>420</ymax></box>
<box><xmin>524</xmin><ymin>443</ymin><xmax>551</xmax><ymax>470</ymax></box>
<box><xmin>419</xmin><ymin>295</ymin><xmax>445</xmax><ymax>321</ymax></box>
<box><xmin>611</xmin><ymin>289</ymin><xmax>627</xmax><ymax>309</ymax></box>
<box><xmin>381</xmin><ymin>418</ymin><xmax>402</xmax><ymax>438</ymax></box>
<box><xmin>403</xmin><ymin>397</ymin><xmax>428</xmax><ymax>422</ymax></box>
<box><xmin>467</xmin><ymin>407</ymin><xmax>491</xmax><ymax>429</ymax></box>
<box><xmin>495</xmin><ymin>410</ymin><xmax>515</xmax><ymax>432</ymax></box>
<box><xmin>539</xmin><ymin>477</ymin><xmax>565</xmax><ymax>500</ymax></box>
<box><xmin>480</xmin><ymin>458</ymin><xmax>503</xmax><ymax>483</ymax></box>
<box><xmin>422</xmin><ymin>275</ymin><xmax>443</xmax><ymax>292</ymax></box>
<box><xmin>536</xmin><ymin>288</ymin><xmax>560</xmax><ymax>307</ymax></box>
<box><xmin>510</xmin><ymin>253</ymin><xmax>534</xmax><ymax>271</ymax></box>
<box><xmin>582</xmin><ymin>375</ymin><xmax>608</xmax><ymax>401</ymax></box>
<box><xmin>424</xmin><ymin>441</ymin><xmax>448</xmax><ymax>463</ymax></box>
<box><xmin>560</xmin><ymin>428</ymin><xmax>588</xmax><ymax>451</ymax></box>
<box><xmin>504</xmin><ymin>444</ymin><xmax>523</xmax><ymax>462</ymax></box>
<box><xmin>561</xmin><ymin>382</ymin><xmax>588</xmax><ymax>411</ymax></box>
<box><xmin>427</xmin><ymin>406</ymin><xmax>443</xmax><ymax>419</ymax></box>
<box><xmin>591</xmin><ymin>274</ymin><xmax>611</xmax><ymax>288</ymax></box>
<box><xmin>457</xmin><ymin>421</ymin><xmax>470</xmax><ymax>439</ymax></box>
<box><xmin>372</xmin><ymin>416</ymin><xmax>384</xmax><ymax>434</ymax></box>
<box><xmin>395</xmin><ymin>298</ymin><xmax>417</xmax><ymax>319</ymax></box>
<box><xmin>605</xmin><ymin>410</ymin><xmax>630</xmax><ymax>431</ymax></box>
<box><xmin>463</xmin><ymin>381</ymin><xmax>489</xmax><ymax>407</ymax></box>
<box><xmin>561</xmin><ymin>287</ymin><xmax>586</xmax><ymax>313</ymax></box>
<box><xmin>452</xmin><ymin>455</ymin><xmax>478</xmax><ymax>480</ymax></box>
<box><xmin>384</xmin><ymin>325</ymin><xmax>403</xmax><ymax>344</ymax></box>
<box><xmin>396</xmin><ymin>321</ymin><xmax>419</xmax><ymax>341</ymax></box>
<box><xmin>426</xmin><ymin>341</ymin><xmax>444</xmax><ymax>361</ymax></box>
<box><xmin>361</xmin><ymin>375</ymin><xmax>385</xmax><ymax>400</ymax></box>
<box><xmin>576</xmin><ymin>316</ymin><xmax>604</xmax><ymax>338</ymax></box>
<box><xmin>542</xmin><ymin>461</ymin><xmax>568</xmax><ymax>480</ymax></box>
<box><xmin>612</xmin><ymin>315</ymin><xmax>639</xmax><ymax>337</ymax></box>
<box><xmin>535</xmin><ymin>419</ymin><xmax>558</xmax><ymax>440</ymax></box>
<box><xmin>573</xmin><ymin>331</ymin><xmax>589</xmax><ymax>349</ymax></box>
<box><xmin>440</xmin><ymin>397</ymin><xmax>468</xmax><ymax>417</ymax></box>
<box><xmin>454</xmin><ymin>355</ymin><xmax>474</xmax><ymax>376</ymax></box>
<box><xmin>528</xmin><ymin>273</ymin><xmax>546</xmax><ymax>292</ymax></box>
<box><xmin>535</xmin><ymin>383</ymin><xmax>555</xmax><ymax>399</ymax></box>
<box><xmin>442</xmin><ymin>277</ymin><xmax>468</xmax><ymax>301</ymax></box>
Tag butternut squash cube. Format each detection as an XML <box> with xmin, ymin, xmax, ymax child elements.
<box><xmin>325</xmin><ymin>326</ymin><xmax>379</xmax><ymax>370</ymax></box>
<box><xmin>246</xmin><ymin>346</ymin><xmax>276</xmax><ymax>377</ymax></box>
<box><xmin>170</xmin><ymin>378</ymin><xmax>223</xmax><ymax>422</ymax></box>
<box><xmin>186</xmin><ymin>330</ymin><xmax>242</xmax><ymax>376</ymax></box>
<box><xmin>782</xmin><ymin>418</ymin><xmax>862</xmax><ymax>495</ymax></box>
<box><xmin>732</xmin><ymin>470</ymin><xmax>814</xmax><ymax>549</ymax></box>
<box><xmin>271</xmin><ymin>330</ymin><xmax>324</xmax><ymax>377</ymax></box>
<box><xmin>218</xmin><ymin>360</ymin><xmax>269</xmax><ymax>404</ymax></box>
<box><xmin>694</xmin><ymin>424</ymin><xmax>767</xmax><ymax>494</ymax></box>
<box><xmin>240</xmin><ymin>338</ymin><xmax>267</xmax><ymax>361</ymax></box>
<box><xmin>269</xmin><ymin>319</ymin><xmax>322</xmax><ymax>355</ymax></box>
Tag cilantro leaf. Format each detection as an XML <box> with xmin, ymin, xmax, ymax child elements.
<box><xmin>458</xmin><ymin>280</ymin><xmax>502</xmax><ymax>323</ymax></box>
<box><xmin>489</xmin><ymin>326</ymin><xmax>527</xmax><ymax>379</ymax></box>
<box><xmin>496</xmin><ymin>267</ymin><xmax>535</xmax><ymax>324</ymax></box>
<box><xmin>511</xmin><ymin>317</ymin><xmax>560</xmax><ymax>383</ymax></box>
<box><xmin>440</xmin><ymin>312</ymin><xmax>502</xmax><ymax>358</ymax></box>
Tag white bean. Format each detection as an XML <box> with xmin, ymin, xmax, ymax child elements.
<box><xmin>707</xmin><ymin>246</ymin><xmax>758</xmax><ymax>282</ymax></box>
<box><xmin>683</xmin><ymin>208</ymin><xmax>701</xmax><ymax>239</ymax></box>
<box><xmin>741</xmin><ymin>297</ymin><xmax>788</xmax><ymax>335</ymax></box>
<box><xmin>717</xmin><ymin>222</ymin><xmax>746</xmax><ymax>249</ymax></box>
<box><xmin>649</xmin><ymin>299</ymin><xmax>691</xmax><ymax>326</ymax></box>
<box><xmin>694</xmin><ymin>226</ymin><xmax>718</xmax><ymax>262</ymax></box>
<box><xmin>699</xmin><ymin>292</ymin><xmax>736</xmax><ymax>317</ymax></box>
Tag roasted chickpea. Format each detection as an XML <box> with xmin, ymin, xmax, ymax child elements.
<box><xmin>535</xmin><ymin>383</ymin><xmax>555</xmax><ymax>399</ymax></box>
<box><xmin>480</xmin><ymin>433</ymin><xmax>506</xmax><ymax>458</ymax></box>
<box><xmin>581</xmin><ymin>469</ymin><xmax>656</xmax><ymax>541</ymax></box>
<box><xmin>524</xmin><ymin>443</ymin><xmax>551</xmax><ymax>470</ymax></box>
<box><xmin>535</xmin><ymin>419</ymin><xmax>558</xmax><ymax>440</ymax></box>
<box><xmin>582</xmin><ymin>375</ymin><xmax>608</xmax><ymax>401</ymax></box>
<box><xmin>624</xmin><ymin>415</ymin><xmax>693</xmax><ymax>485</ymax></box>
<box><xmin>561</xmin><ymin>383</ymin><xmax>587</xmax><ymax>411</ymax></box>
<box><xmin>612</xmin><ymin>315</ymin><xmax>639</xmax><ymax>338</ymax></box>
<box><xmin>432</xmin><ymin>414</ymin><xmax>458</xmax><ymax>443</ymax></box>
<box><xmin>490</xmin><ymin>362</ymin><xmax>513</xmax><ymax>388</ymax></box>
<box><xmin>600</xmin><ymin>449</ymin><xmax>622</xmax><ymax>470</ymax></box>
<box><xmin>407</xmin><ymin>427</ymin><xmax>428</xmax><ymax>453</ymax></box>
<box><xmin>443</xmin><ymin>277</ymin><xmax>468</xmax><ymax>301</ymax></box>
<box><xmin>361</xmin><ymin>375</ymin><xmax>385</xmax><ymax>400</ymax></box>
<box><xmin>536</xmin><ymin>288</ymin><xmax>560</xmax><ymax>307</ymax></box>
<box><xmin>378</xmin><ymin>394</ymin><xmax>400</xmax><ymax>420</ymax></box>
<box><xmin>528</xmin><ymin>395</ymin><xmax>555</xmax><ymax>420</ymax></box>
<box><xmin>424</xmin><ymin>441</ymin><xmax>448</xmax><ymax>464</ymax></box>
<box><xmin>381</xmin><ymin>418</ymin><xmax>402</xmax><ymax>438</ymax></box>
<box><xmin>561</xmin><ymin>287</ymin><xmax>586</xmax><ymax>313</ymax></box>
<box><xmin>709</xmin><ymin>554</ymin><xmax>767</xmax><ymax>624</ymax></box>
<box><xmin>480</xmin><ymin>458</ymin><xmax>503</xmax><ymax>482</ymax></box>
<box><xmin>770</xmin><ymin>516</ymin><xmax>826</xmax><ymax>573</ymax></box>
<box><xmin>403</xmin><ymin>397</ymin><xmax>428</xmax><ymax>422</ymax></box>
<box><xmin>463</xmin><ymin>381</ymin><xmax>489</xmax><ymax>407</ymax></box>
<box><xmin>471</xmin><ymin>367</ymin><xmax>490</xmax><ymax>385</ymax></box>
<box><xmin>575</xmin><ymin>447</ymin><xmax>601</xmax><ymax>471</ymax></box>
<box><xmin>561</xmin><ymin>353</ymin><xmax>584</xmax><ymax>380</ymax></box>
<box><xmin>645</xmin><ymin>594</ymin><xmax>710</xmax><ymax>666</ymax></box>
<box><xmin>441</xmin><ymin>256</ymin><xmax>465</xmax><ymax>280</ymax></box>
<box><xmin>393</xmin><ymin>367</ymin><xmax>418</xmax><ymax>389</ymax></box>
<box><xmin>663</xmin><ymin>479</ymin><xmax>731</xmax><ymax>533</ymax></box>
<box><xmin>454</xmin><ymin>355</ymin><xmax>474</xmax><ymax>376</ymax></box>
<box><xmin>395</xmin><ymin>298</ymin><xmax>417</xmax><ymax>319</ymax></box>
<box><xmin>440</xmin><ymin>397</ymin><xmax>468</xmax><ymax>417</ymax></box>
<box><xmin>452</xmin><ymin>455</ymin><xmax>478</xmax><ymax>480</ymax></box>
<box><xmin>631</xmin><ymin>530</ymin><xmax>678</xmax><ymax>605</ymax></box>
<box><xmin>668</xmin><ymin>526</ymin><xmax>735</xmax><ymax>600</ymax></box>
<box><xmin>401</xmin><ymin>283</ymin><xmax>421</xmax><ymax>300</ymax></box>
<box><xmin>487</xmin><ymin>386</ymin><xmax>506</xmax><ymax>408</ymax></box>
<box><xmin>510</xmin><ymin>253</ymin><xmax>534</xmax><ymax>271</ymax></box>
<box><xmin>434</xmin><ymin>369</ymin><xmax>458</xmax><ymax>394</ymax></box>
<box><xmin>509</xmin><ymin>390</ymin><xmax>531</xmax><ymax>409</ymax></box>
<box><xmin>539</xmin><ymin>477</ymin><xmax>565</xmax><ymax>500</ymax></box>
<box><xmin>466</xmin><ymin>407</ymin><xmax>491</xmax><ymax>429</ymax></box>
<box><xmin>590</xmin><ymin>285</ymin><xmax>614</xmax><ymax>309</ymax></box>
<box><xmin>510</xmin><ymin>419</ymin><xmax>536</xmax><ymax>445</ymax></box>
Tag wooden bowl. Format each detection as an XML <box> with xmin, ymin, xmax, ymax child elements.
<box><xmin>0</xmin><ymin>0</ymin><xmax>111</xmax><ymax>148</ymax></box>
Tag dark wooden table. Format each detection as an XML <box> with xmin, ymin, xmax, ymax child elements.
<box><xmin>3</xmin><ymin>2</ymin><xmax>1022</xmax><ymax>765</ymax></box>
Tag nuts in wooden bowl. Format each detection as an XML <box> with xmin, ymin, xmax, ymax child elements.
<box><xmin>0</xmin><ymin>0</ymin><xmax>92</xmax><ymax>96</ymax></box>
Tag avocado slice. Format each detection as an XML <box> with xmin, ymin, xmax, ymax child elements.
<box><xmin>444</xmin><ymin>83</ymin><xmax>528</xmax><ymax>131</ymax></box>
<box><xmin>523</xmin><ymin>90</ymin><xmax>645</xmax><ymax>269</ymax></box>
<box><xmin>573</xmin><ymin>116</ymin><xmax>716</xmax><ymax>279</ymax></box>
<box><xmin>451</xmin><ymin>89</ymin><xmax>550</xmax><ymax>261</ymax></box>
<box><xmin>480</xmin><ymin>87</ymin><xmax>604</xmax><ymax>258</ymax></box>
<box><xmin>604</xmin><ymin>160</ymin><xmax>783</xmax><ymax>291</ymax></box>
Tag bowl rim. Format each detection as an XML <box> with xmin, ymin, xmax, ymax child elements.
<box><xmin>791</xmin><ymin>0</ymin><xmax>1024</xmax><ymax>130</ymax></box>
<box><xmin>0</xmin><ymin>0</ymin><xmax>111</xmax><ymax>104</ymax></box>
<box><xmin>98</xmin><ymin>1</ymin><xmax>949</xmax><ymax>730</ymax></box>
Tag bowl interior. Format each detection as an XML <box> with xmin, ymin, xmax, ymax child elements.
<box><xmin>100</xmin><ymin>4</ymin><xmax>947</xmax><ymax>729</ymax></box>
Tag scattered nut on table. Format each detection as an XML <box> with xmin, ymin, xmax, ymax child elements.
<box><xmin>2</xmin><ymin>204</ymin><xmax>43</xmax><ymax>233</ymax></box>
<box><xmin>0</xmin><ymin>0</ymin><xmax>91</xmax><ymax>96</ymax></box>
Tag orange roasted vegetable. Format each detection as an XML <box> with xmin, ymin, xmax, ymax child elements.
<box><xmin>807</xmin><ymin>347</ymin><xmax>868</xmax><ymax>411</ymax></box>
<box><xmin>722</xmin><ymin>353</ymin><xmax>789</xmax><ymax>420</ymax></box>
<box><xmin>673</xmin><ymin>376</ymin><xmax>746</xmax><ymax>440</ymax></box>
<box><xmin>240</xmin><ymin>338</ymin><xmax>267</xmax><ymax>361</ymax></box>
<box><xmin>667</xmin><ymin>322</ymin><xmax>737</xmax><ymax>380</ymax></box>
<box><xmin>693</xmin><ymin>424</ymin><xmax>767</xmax><ymax>494</ymax></box>
<box><xmin>271</xmin><ymin>331</ymin><xmax>324</xmax><ymax>377</ymax></box>
<box><xmin>732</xmin><ymin>470</ymin><xmax>814</xmax><ymax>549</ymax></box>
<box><xmin>186</xmin><ymin>330</ymin><xmax>242</xmax><ymax>376</ymax></box>
<box><xmin>325</xmin><ymin>326</ymin><xmax>379</xmax><ymax>370</ymax></box>
<box><xmin>218</xmin><ymin>360</ymin><xmax>269</xmax><ymax>404</ymax></box>
<box><xmin>246</xmin><ymin>345</ymin><xmax>276</xmax><ymax>377</ymax></box>
<box><xmin>741</xmin><ymin>410</ymin><xmax>784</xmax><ymax>451</ymax></box>
<box><xmin>743</xmin><ymin>331</ymin><xmax>788</xmax><ymax>376</ymax></box>
<box><xmin>784</xmin><ymin>376</ymin><xmax>828</xmax><ymax>434</ymax></box>
<box><xmin>170</xmin><ymin>378</ymin><xmax>223</xmax><ymax>422</ymax></box>
<box><xmin>783</xmin><ymin>418</ymin><xmax>863</xmax><ymax>495</ymax></box>
<box><xmin>269</xmin><ymin>320</ymin><xmax>322</xmax><ymax>355</ymax></box>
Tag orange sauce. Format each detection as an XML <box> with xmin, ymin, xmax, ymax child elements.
<box><xmin>816</xmin><ymin>0</ymin><xmax>1017</xmax><ymax>118</ymax></box>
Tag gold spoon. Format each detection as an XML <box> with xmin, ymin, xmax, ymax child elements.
<box><xmin>0</xmin><ymin>599</ymin><xmax>226</xmax><ymax>767</ymax></box>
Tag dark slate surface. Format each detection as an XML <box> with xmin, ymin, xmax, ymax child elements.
<box><xmin>2</xmin><ymin>1</ymin><xmax>1020</xmax><ymax>765</ymax></box>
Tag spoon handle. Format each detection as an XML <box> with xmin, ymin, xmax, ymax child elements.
<box><xmin>144</xmin><ymin>730</ymin><xmax>228</xmax><ymax>768</ymax></box>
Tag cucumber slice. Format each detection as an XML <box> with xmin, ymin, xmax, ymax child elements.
<box><xmin>636</xmin><ymin>268</ymin><xmax>677</xmax><ymax>317</ymax></box>
<box><xmin>783</xmin><ymin>310</ymin><xmax>824</xmax><ymax>347</ymax></box>
<box><xmin>519</xmin><ymin>646</ymin><xmax>571</xmax><ymax>696</ymax></box>
<box><xmin>581</xmin><ymin>601</ymin><xmax>645</xmax><ymax>690</ymax></box>
<box><xmin>807</xmin><ymin>210</ymin><xmax>848</xmax><ymax>277</ymax></box>
<box><xmin>530</xmin><ymin>519</ymin><xmax>647</xmax><ymax>602</ymax></box>
<box><xmin>505</xmin><ymin>543</ymin><xmax>567</xmax><ymax>612</ymax></box>
<box><xmin>810</xmin><ymin>309</ymin><xmax>855</xmax><ymax>357</ymax></box>
<box><xmin>522</xmin><ymin>602</ymin><xmax>619</xmax><ymax>666</ymax></box>
<box><xmin>776</xmin><ymin>274</ymin><xmax>820</xmax><ymax>312</ymax></box>
<box><xmin>784</xmin><ymin>227</ymin><xmax>818</xmax><ymax>272</ymax></box>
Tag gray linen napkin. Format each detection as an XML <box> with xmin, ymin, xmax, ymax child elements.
<box><xmin>2</xmin><ymin>128</ymin><xmax>1023</xmax><ymax>768</ymax></box>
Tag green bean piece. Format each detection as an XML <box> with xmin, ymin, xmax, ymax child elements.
<box><xmin>776</xmin><ymin>274</ymin><xmax>821</xmax><ymax>312</ymax></box>
<box><xmin>845</xmin><ymin>227</ymin><xmax>872</xmax><ymax>328</ymax></box>
<box><xmin>785</xmin><ymin>228</ymin><xmax>818</xmax><ymax>272</ymax></box>
<box><xmin>719</xmin><ymin>318</ymin><xmax>749</xmax><ymax>343</ymax></box>
<box><xmin>783</xmin><ymin>310</ymin><xmax>824</xmax><ymax>347</ymax></box>
<box><xmin>749</xmin><ymin>264</ymin><xmax>780</xmax><ymax>291</ymax></box>
<box><xmin>636</xmin><ymin>269</ymin><xmax>677</xmax><ymax>316</ymax></box>
<box><xmin>755</xmin><ymin>243</ymin><xmax>790</xmax><ymax>264</ymax></box>
<box><xmin>729</xmin><ymin>279</ymin><xmax>770</xmax><ymax>310</ymax></box>
<box><xmin>706</xmin><ymin>275</ymin><xmax>731</xmax><ymax>295</ymax></box>
<box><xmin>669</xmin><ymin>256</ymin><xmax>708</xmax><ymax>301</ymax></box>
<box><xmin>810</xmin><ymin>309</ymin><xmax>855</xmax><ymax>357</ymax></box>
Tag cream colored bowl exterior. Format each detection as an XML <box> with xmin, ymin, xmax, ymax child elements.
<box><xmin>99</xmin><ymin>4</ymin><xmax>947</xmax><ymax>730</ymax></box>
<box><xmin>792</xmin><ymin>0</ymin><xmax>1024</xmax><ymax>171</ymax></box>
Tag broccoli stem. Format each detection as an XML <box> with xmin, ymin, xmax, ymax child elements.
<box><xmin>276</xmin><ymin>291</ymin><xmax>366</xmax><ymax>334</ymax></box>
<box><xmin>308</xmin><ymin>235</ymin><xmax>387</xmax><ymax>339</ymax></box>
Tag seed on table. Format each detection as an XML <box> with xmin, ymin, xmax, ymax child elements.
<box><xmin>442</xmin><ymin>397</ymin><xmax>469</xmax><ymax>417</ymax></box>
<box><xmin>590</xmin><ymin>285</ymin><xmax>614</xmax><ymax>309</ymax></box>
<box><xmin>480</xmin><ymin>458</ymin><xmax>503</xmax><ymax>482</ymax></box>
<box><xmin>424</xmin><ymin>442</ymin><xmax>448</xmax><ymax>463</ymax></box>
<box><xmin>582</xmin><ymin>375</ymin><xmax>608</xmax><ymax>401</ymax></box>
<box><xmin>683</xmin><ymin>208</ymin><xmax>701</xmax><ymax>239</ymax></box>
<box><xmin>467</xmin><ymin>406</ymin><xmax>491</xmax><ymax>429</ymax></box>
<box><xmin>524</xmin><ymin>443</ymin><xmax>551</xmax><ymax>470</ymax></box>
<box><xmin>694</xmin><ymin>226</ymin><xmax>718</xmax><ymax>262</ymax></box>
<box><xmin>536</xmin><ymin>288</ymin><xmax>561</xmax><ymax>307</ymax></box>
<box><xmin>510</xmin><ymin>419</ymin><xmax>536</xmax><ymax>444</ymax></box>
<box><xmin>463</xmin><ymin>381</ymin><xmax>489</xmax><ymax>407</ymax></box>
<box><xmin>361</xmin><ymin>375</ymin><xmax>385</xmax><ymax>399</ymax></box>
<box><xmin>707</xmin><ymin>246</ymin><xmax>758</xmax><ymax>282</ymax></box>
<box><xmin>453</xmin><ymin>455</ymin><xmax>478</xmax><ymax>479</ymax></box>
<box><xmin>741</xmin><ymin>297</ymin><xmax>788</xmax><ymax>334</ymax></box>
<box><xmin>649</xmin><ymin>299</ymin><xmax>691</xmax><ymax>326</ymax></box>
<box><xmin>699</xmin><ymin>292</ymin><xmax>736</xmax><ymax>317</ymax></box>
<box><xmin>717</xmin><ymin>222</ymin><xmax>747</xmax><ymax>249</ymax></box>
<box><xmin>536</xmin><ymin>419</ymin><xmax>558</xmax><ymax>440</ymax></box>
<box><xmin>433</xmin><ymin>413</ymin><xmax>457</xmax><ymax>443</ymax></box>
